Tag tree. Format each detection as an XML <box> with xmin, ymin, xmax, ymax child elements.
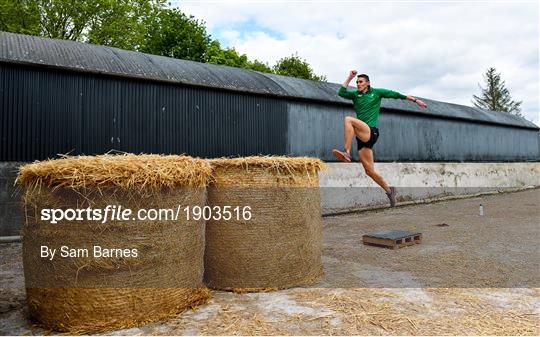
<box><xmin>0</xmin><ymin>0</ymin><xmax>40</xmax><ymax>35</ymax></box>
<box><xmin>140</xmin><ymin>7</ymin><xmax>210</xmax><ymax>62</ymax></box>
<box><xmin>205</xmin><ymin>41</ymin><xmax>273</xmax><ymax>74</ymax></box>
<box><xmin>205</xmin><ymin>40</ymin><xmax>248</xmax><ymax>67</ymax></box>
<box><xmin>245</xmin><ymin>59</ymin><xmax>273</xmax><ymax>74</ymax></box>
<box><xmin>0</xmin><ymin>0</ymin><xmax>165</xmax><ymax>50</ymax></box>
<box><xmin>35</xmin><ymin>0</ymin><xmax>103</xmax><ymax>40</ymax></box>
<box><xmin>472</xmin><ymin>67</ymin><xmax>522</xmax><ymax>116</ymax></box>
<box><xmin>1</xmin><ymin>2</ymin><xmax>324</xmax><ymax>81</ymax></box>
<box><xmin>87</xmin><ymin>0</ymin><xmax>164</xmax><ymax>51</ymax></box>
<box><xmin>273</xmin><ymin>53</ymin><xmax>327</xmax><ymax>81</ymax></box>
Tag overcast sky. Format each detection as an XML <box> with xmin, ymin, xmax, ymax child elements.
<box><xmin>172</xmin><ymin>0</ymin><xmax>539</xmax><ymax>125</ymax></box>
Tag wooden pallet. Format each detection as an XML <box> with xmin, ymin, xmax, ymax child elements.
<box><xmin>362</xmin><ymin>230</ymin><xmax>422</xmax><ymax>249</ymax></box>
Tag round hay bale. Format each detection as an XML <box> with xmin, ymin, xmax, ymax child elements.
<box><xmin>17</xmin><ymin>154</ymin><xmax>212</xmax><ymax>333</ymax></box>
<box><xmin>204</xmin><ymin>156</ymin><xmax>326</xmax><ymax>291</ymax></box>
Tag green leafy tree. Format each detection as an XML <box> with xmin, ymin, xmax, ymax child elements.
<box><xmin>273</xmin><ymin>53</ymin><xmax>327</xmax><ymax>81</ymax></box>
<box><xmin>36</xmin><ymin>0</ymin><xmax>102</xmax><ymax>40</ymax></box>
<box><xmin>205</xmin><ymin>40</ymin><xmax>248</xmax><ymax>67</ymax></box>
<box><xmin>245</xmin><ymin>59</ymin><xmax>273</xmax><ymax>73</ymax></box>
<box><xmin>140</xmin><ymin>7</ymin><xmax>210</xmax><ymax>62</ymax></box>
<box><xmin>0</xmin><ymin>0</ymin><xmax>40</xmax><ymax>35</ymax></box>
<box><xmin>472</xmin><ymin>67</ymin><xmax>522</xmax><ymax>116</ymax></box>
<box><xmin>205</xmin><ymin>41</ymin><xmax>273</xmax><ymax>74</ymax></box>
<box><xmin>87</xmin><ymin>0</ymin><xmax>164</xmax><ymax>50</ymax></box>
<box><xmin>1</xmin><ymin>2</ymin><xmax>324</xmax><ymax>81</ymax></box>
<box><xmin>0</xmin><ymin>0</ymin><xmax>164</xmax><ymax>50</ymax></box>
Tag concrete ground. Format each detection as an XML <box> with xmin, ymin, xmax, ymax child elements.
<box><xmin>1</xmin><ymin>189</ymin><xmax>539</xmax><ymax>335</ymax></box>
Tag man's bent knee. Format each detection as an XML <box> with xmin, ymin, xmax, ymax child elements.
<box><xmin>360</xmin><ymin>162</ymin><xmax>374</xmax><ymax>176</ymax></box>
<box><xmin>364</xmin><ymin>168</ymin><xmax>376</xmax><ymax>177</ymax></box>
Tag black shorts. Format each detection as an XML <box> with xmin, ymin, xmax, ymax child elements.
<box><xmin>356</xmin><ymin>127</ymin><xmax>379</xmax><ymax>150</ymax></box>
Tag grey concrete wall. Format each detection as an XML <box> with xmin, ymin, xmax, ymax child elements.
<box><xmin>0</xmin><ymin>162</ymin><xmax>25</xmax><ymax>236</ymax></box>
<box><xmin>319</xmin><ymin>162</ymin><xmax>540</xmax><ymax>214</ymax></box>
<box><xmin>286</xmin><ymin>101</ymin><xmax>540</xmax><ymax>161</ymax></box>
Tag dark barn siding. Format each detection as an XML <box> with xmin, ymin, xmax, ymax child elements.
<box><xmin>376</xmin><ymin>112</ymin><xmax>539</xmax><ymax>161</ymax></box>
<box><xmin>286</xmin><ymin>101</ymin><xmax>540</xmax><ymax>162</ymax></box>
<box><xmin>1</xmin><ymin>31</ymin><xmax>538</xmax><ymax>162</ymax></box>
<box><xmin>0</xmin><ymin>63</ymin><xmax>287</xmax><ymax>160</ymax></box>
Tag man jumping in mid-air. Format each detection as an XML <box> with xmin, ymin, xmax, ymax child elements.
<box><xmin>333</xmin><ymin>70</ymin><xmax>428</xmax><ymax>207</ymax></box>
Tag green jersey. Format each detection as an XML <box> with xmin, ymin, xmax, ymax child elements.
<box><xmin>338</xmin><ymin>86</ymin><xmax>406</xmax><ymax>127</ymax></box>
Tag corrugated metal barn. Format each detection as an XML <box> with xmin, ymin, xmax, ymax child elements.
<box><xmin>1</xmin><ymin>31</ymin><xmax>539</xmax><ymax>162</ymax></box>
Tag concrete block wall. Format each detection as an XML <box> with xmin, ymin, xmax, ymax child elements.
<box><xmin>319</xmin><ymin>162</ymin><xmax>540</xmax><ymax>214</ymax></box>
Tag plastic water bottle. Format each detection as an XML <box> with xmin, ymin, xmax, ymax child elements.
<box><xmin>479</xmin><ymin>204</ymin><xmax>484</xmax><ymax>216</ymax></box>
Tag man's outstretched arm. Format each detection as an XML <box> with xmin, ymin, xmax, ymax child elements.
<box><xmin>405</xmin><ymin>95</ymin><xmax>428</xmax><ymax>109</ymax></box>
<box><xmin>337</xmin><ymin>70</ymin><xmax>358</xmax><ymax>100</ymax></box>
<box><xmin>377</xmin><ymin>88</ymin><xmax>428</xmax><ymax>109</ymax></box>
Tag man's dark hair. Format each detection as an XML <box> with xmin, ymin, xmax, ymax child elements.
<box><xmin>357</xmin><ymin>74</ymin><xmax>370</xmax><ymax>82</ymax></box>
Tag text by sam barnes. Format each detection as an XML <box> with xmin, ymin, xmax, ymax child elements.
<box><xmin>40</xmin><ymin>245</ymin><xmax>138</xmax><ymax>260</ymax></box>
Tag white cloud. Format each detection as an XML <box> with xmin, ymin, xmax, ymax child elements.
<box><xmin>174</xmin><ymin>1</ymin><xmax>539</xmax><ymax>123</ymax></box>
